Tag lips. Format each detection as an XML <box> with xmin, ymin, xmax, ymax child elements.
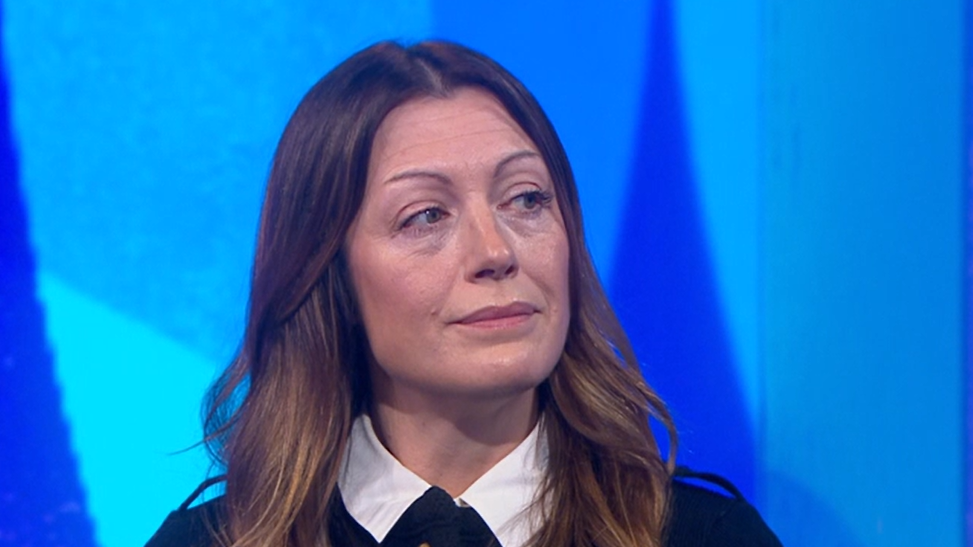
<box><xmin>456</xmin><ymin>302</ymin><xmax>538</xmax><ymax>325</ymax></box>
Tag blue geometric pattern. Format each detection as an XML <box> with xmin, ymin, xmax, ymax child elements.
<box><xmin>0</xmin><ymin>7</ymin><xmax>96</xmax><ymax>542</ymax></box>
<box><xmin>609</xmin><ymin>0</ymin><xmax>754</xmax><ymax>499</ymax></box>
<box><xmin>1</xmin><ymin>2</ymin><xmax>967</xmax><ymax>546</ymax></box>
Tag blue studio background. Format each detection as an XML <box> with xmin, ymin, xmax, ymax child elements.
<box><xmin>0</xmin><ymin>2</ymin><xmax>967</xmax><ymax>546</ymax></box>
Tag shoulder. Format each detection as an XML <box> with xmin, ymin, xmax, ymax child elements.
<box><xmin>144</xmin><ymin>495</ymin><xmax>225</xmax><ymax>547</ymax></box>
<box><xmin>667</xmin><ymin>469</ymin><xmax>783</xmax><ymax>547</ymax></box>
<box><xmin>143</xmin><ymin>486</ymin><xmax>372</xmax><ymax>547</ymax></box>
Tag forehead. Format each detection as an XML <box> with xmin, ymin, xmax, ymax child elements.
<box><xmin>368</xmin><ymin>88</ymin><xmax>540</xmax><ymax>179</ymax></box>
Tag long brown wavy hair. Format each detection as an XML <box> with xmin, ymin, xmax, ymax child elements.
<box><xmin>203</xmin><ymin>40</ymin><xmax>677</xmax><ymax>547</ymax></box>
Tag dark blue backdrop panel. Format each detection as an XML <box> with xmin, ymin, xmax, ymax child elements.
<box><xmin>608</xmin><ymin>0</ymin><xmax>754</xmax><ymax>499</ymax></box>
<box><xmin>0</xmin><ymin>4</ymin><xmax>97</xmax><ymax>544</ymax></box>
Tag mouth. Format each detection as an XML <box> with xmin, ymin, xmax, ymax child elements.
<box><xmin>455</xmin><ymin>302</ymin><xmax>538</xmax><ymax>327</ymax></box>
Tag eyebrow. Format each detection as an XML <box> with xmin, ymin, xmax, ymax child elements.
<box><xmin>382</xmin><ymin>149</ymin><xmax>543</xmax><ymax>186</ymax></box>
<box><xmin>383</xmin><ymin>169</ymin><xmax>450</xmax><ymax>186</ymax></box>
<box><xmin>493</xmin><ymin>149</ymin><xmax>543</xmax><ymax>178</ymax></box>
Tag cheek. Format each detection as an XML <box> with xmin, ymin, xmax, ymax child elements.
<box><xmin>351</xmin><ymin>247</ymin><xmax>453</xmax><ymax>335</ymax></box>
<box><xmin>544</xmin><ymin>234</ymin><xmax>572</xmax><ymax>345</ymax></box>
<box><xmin>553</xmin><ymin>239</ymin><xmax>572</xmax><ymax>326</ymax></box>
<box><xmin>532</xmin><ymin>232</ymin><xmax>570</xmax><ymax>299</ymax></box>
<box><xmin>516</xmin><ymin>229</ymin><xmax>571</xmax><ymax>347</ymax></box>
<box><xmin>511</xmin><ymin>214</ymin><xmax>570</xmax><ymax>297</ymax></box>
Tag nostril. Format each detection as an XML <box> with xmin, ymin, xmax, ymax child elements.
<box><xmin>474</xmin><ymin>263</ymin><xmax>517</xmax><ymax>280</ymax></box>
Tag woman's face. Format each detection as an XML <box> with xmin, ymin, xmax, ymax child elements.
<box><xmin>345</xmin><ymin>87</ymin><xmax>571</xmax><ymax>406</ymax></box>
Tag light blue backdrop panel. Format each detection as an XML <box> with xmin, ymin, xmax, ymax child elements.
<box><xmin>4</xmin><ymin>3</ymin><xmax>431</xmax><ymax>545</ymax></box>
<box><xmin>6</xmin><ymin>2</ymin><xmax>432</xmax><ymax>364</ymax></box>
<box><xmin>762</xmin><ymin>2</ymin><xmax>965</xmax><ymax>546</ymax></box>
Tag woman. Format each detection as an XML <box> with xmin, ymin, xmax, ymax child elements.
<box><xmin>147</xmin><ymin>40</ymin><xmax>780</xmax><ymax>547</ymax></box>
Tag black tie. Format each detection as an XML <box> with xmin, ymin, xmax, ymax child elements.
<box><xmin>381</xmin><ymin>486</ymin><xmax>500</xmax><ymax>547</ymax></box>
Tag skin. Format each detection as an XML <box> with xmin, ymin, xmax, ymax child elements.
<box><xmin>344</xmin><ymin>87</ymin><xmax>571</xmax><ymax>496</ymax></box>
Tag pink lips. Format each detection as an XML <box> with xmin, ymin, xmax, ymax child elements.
<box><xmin>456</xmin><ymin>302</ymin><xmax>537</xmax><ymax>327</ymax></box>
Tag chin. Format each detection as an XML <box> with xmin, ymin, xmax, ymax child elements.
<box><xmin>459</xmin><ymin>357</ymin><xmax>556</xmax><ymax>398</ymax></box>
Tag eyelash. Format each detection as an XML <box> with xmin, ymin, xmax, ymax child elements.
<box><xmin>508</xmin><ymin>189</ymin><xmax>554</xmax><ymax>213</ymax></box>
<box><xmin>396</xmin><ymin>189</ymin><xmax>555</xmax><ymax>234</ymax></box>
<box><xmin>399</xmin><ymin>207</ymin><xmax>448</xmax><ymax>233</ymax></box>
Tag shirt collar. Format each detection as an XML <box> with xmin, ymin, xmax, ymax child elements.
<box><xmin>337</xmin><ymin>414</ymin><xmax>547</xmax><ymax>547</ymax></box>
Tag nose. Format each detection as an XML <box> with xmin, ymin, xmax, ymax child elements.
<box><xmin>465</xmin><ymin>206</ymin><xmax>518</xmax><ymax>281</ymax></box>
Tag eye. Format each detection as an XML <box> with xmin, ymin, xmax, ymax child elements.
<box><xmin>510</xmin><ymin>190</ymin><xmax>553</xmax><ymax>212</ymax></box>
<box><xmin>401</xmin><ymin>207</ymin><xmax>448</xmax><ymax>229</ymax></box>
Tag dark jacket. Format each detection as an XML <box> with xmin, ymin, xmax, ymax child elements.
<box><xmin>145</xmin><ymin>471</ymin><xmax>782</xmax><ymax>547</ymax></box>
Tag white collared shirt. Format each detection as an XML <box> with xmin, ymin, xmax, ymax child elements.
<box><xmin>337</xmin><ymin>414</ymin><xmax>547</xmax><ymax>547</ymax></box>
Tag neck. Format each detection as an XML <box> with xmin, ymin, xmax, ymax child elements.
<box><xmin>370</xmin><ymin>387</ymin><xmax>539</xmax><ymax>498</ymax></box>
